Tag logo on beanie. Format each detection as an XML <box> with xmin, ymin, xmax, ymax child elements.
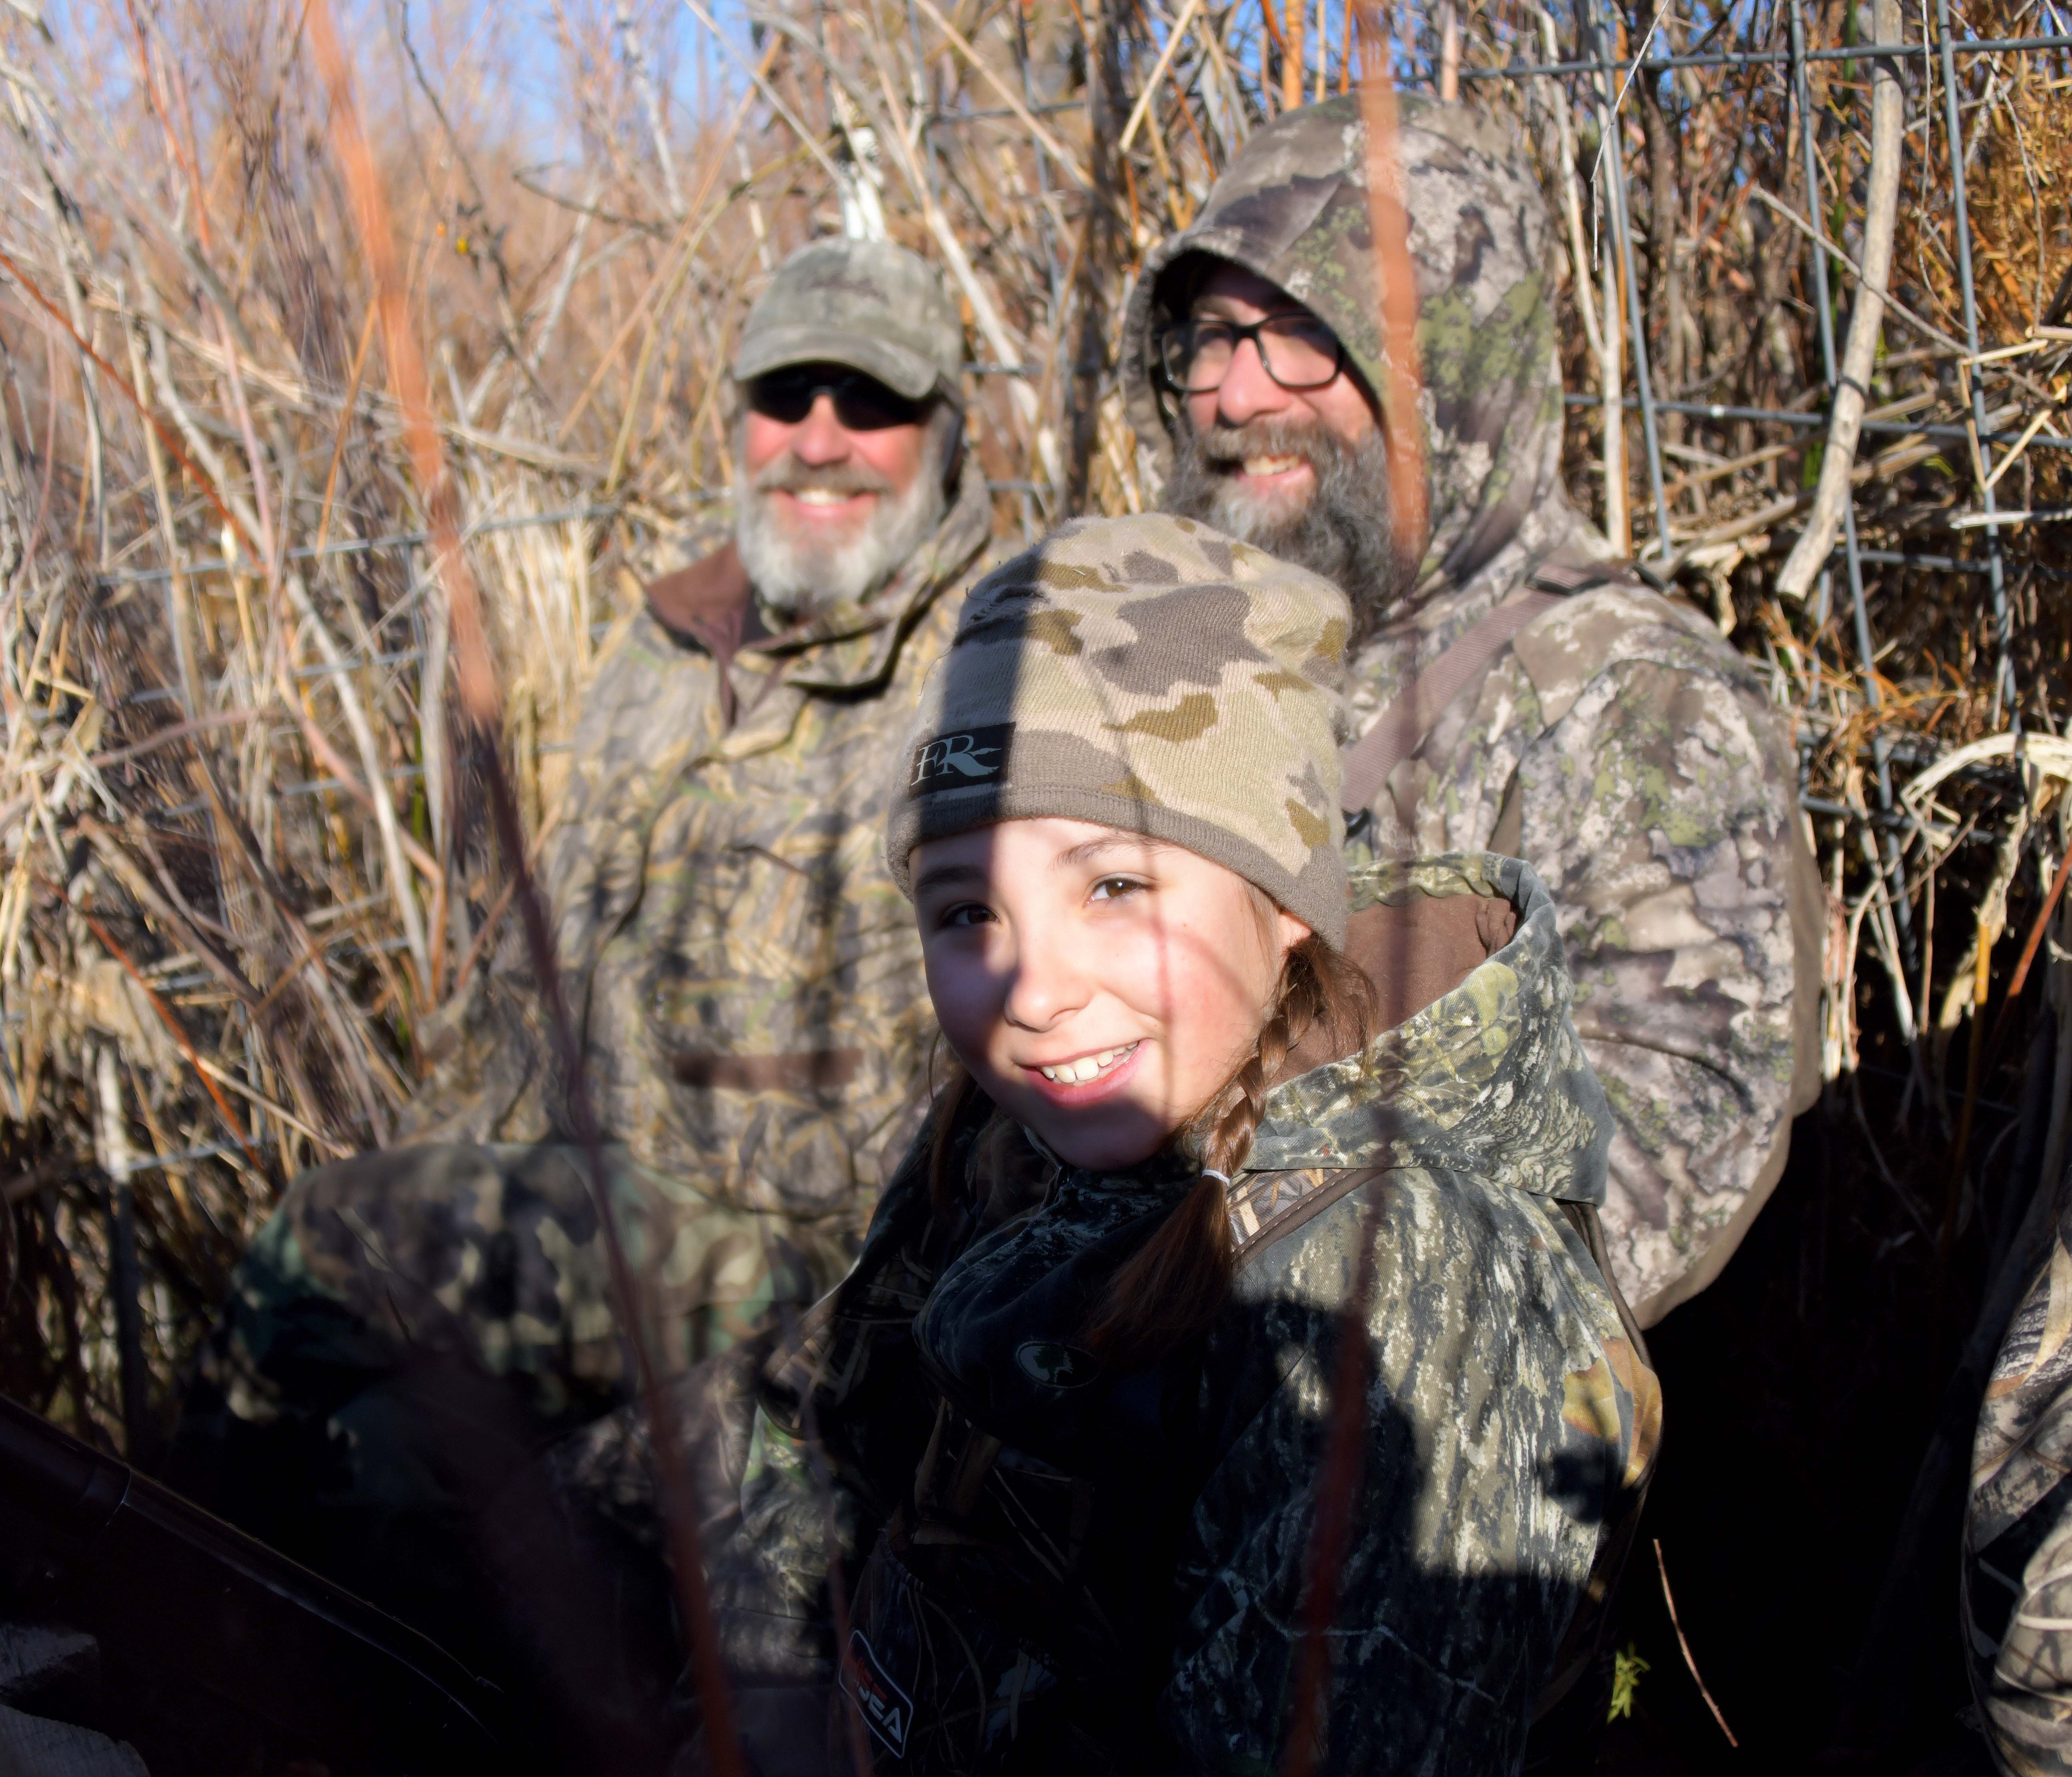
<box><xmin>908</xmin><ymin>723</ymin><xmax>1012</xmax><ymax>795</ymax></box>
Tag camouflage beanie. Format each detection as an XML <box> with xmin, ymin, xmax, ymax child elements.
<box><xmin>1118</xmin><ymin>94</ymin><xmax>1574</xmax><ymax>596</ymax></box>
<box><xmin>885</xmin><ymin>513</ymin><xmax>1353</xmax><ymax>947</ymax></box>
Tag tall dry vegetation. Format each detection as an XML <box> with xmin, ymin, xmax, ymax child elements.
<box><xmin>0</xmin><ymin>0</ymin><xmax>2066</xmax><ymax>1460</ymax></box>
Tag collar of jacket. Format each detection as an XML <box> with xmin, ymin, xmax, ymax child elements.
<box><xmin>648</xmin><ymin>452</ymin><xmax>994</xmax><ymax>700</ymax></box>
<box><xmin>1017</xmin><ymin>1127</ymin><xmax>1200</xmax><ymax>1200</ymax></box>
<box><xmin>1245</xmin><ymin>852</ymin><xmax>1613</xmax><ymax>1204</ymax></box>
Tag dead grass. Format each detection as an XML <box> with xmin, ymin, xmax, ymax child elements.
<box><xmin>0</xmin><ymin>0</ymin><xmax>2066</xmax><ymax>1456</ymax></box>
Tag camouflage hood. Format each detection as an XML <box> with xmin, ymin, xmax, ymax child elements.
<box><xmin>1244</xmin><ymin>851</ymin><xmax>1611</xmax><ymax>1205</ymax></box>
<box><xmin>1119</xmin><ymin>94</ymin><xmax>1586</xmax><ymax>601</ymax></box>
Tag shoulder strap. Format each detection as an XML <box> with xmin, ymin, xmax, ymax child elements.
<box><xmin>1228</xmin><ymin>1165</ymin><xmax>1390</xmax><ymax>1270</ymax></box>
<box><xmin>1339</xmin><ymin>590</ymin><xmax>1564</xmax><ymax>814</ymax></box>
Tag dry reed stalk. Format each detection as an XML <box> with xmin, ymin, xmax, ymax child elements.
<box><xmin>305</xmin><ymin>4</ymin><xmax>747</xmax><ymax>1767</ymax></box>
<box><xmin>0</xmin><ymin>19</ymin><xmax>2064</xmax><ymax>1754</ymax></box>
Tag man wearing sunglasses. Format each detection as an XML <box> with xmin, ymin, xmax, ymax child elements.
<box><xmin>1121</xmin><ymin>96</ymin><xmax>1821</xmax><ymax>1348</ymax></box>
<box><xmin>169</xmin><ymin>240</ymin><xmax>998</xmax><ymax>1734</ymax></box>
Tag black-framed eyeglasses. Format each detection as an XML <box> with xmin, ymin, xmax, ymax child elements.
<box><xmin>745</xmin><ymin>365</ymin><xmax>926</xmax><ymax>431</ymax></box>
<box><xmin>1155</xmin><ymin>314</ymin><xmax>1347</xmax><ymax>395</ymax></box>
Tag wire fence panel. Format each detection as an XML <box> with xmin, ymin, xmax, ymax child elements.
<box><xmin>0</xmin><ymin>0</ymin><xmax>2063</xmax><ymax>1540</ymax></box>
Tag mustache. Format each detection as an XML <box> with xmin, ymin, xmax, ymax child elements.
<box><xmin>752</xmin><ymin>457</ymin><xmax>895</xmax><ymax>498</ymax></box>
<box><xmin>1164</xmin><ymin>412</ymin><xmax>1411</xmax><ymax>645</ymax></box>
<box><xmin>1192</xmin><ymin>417</ymin><xmax>1355</xmax><ymax>475</ymax></box>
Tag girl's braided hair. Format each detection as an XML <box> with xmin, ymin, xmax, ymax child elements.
<box><xmin>1081</xmin><ymin>926</ymin><xmax>1375</xmax><ymax>1368</ymax></box>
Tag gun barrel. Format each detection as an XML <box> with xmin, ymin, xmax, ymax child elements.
<box><xmin>0</xmin><ymin>1392</ymin><xmax>506</xmax><ymax>1775</ymax></box>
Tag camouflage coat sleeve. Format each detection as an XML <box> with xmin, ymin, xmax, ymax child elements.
<box><xmin>717</xmin><ymin>1404</ymin><xmax>847</xmax><ymax>1681</ymax></box>
<box><xmin>713</xmin><ymin>1147</ymin><xmax>952</xmax><ymax>1686</ymax></box>
<box><xmin>1165</xmin><ymin>1165</ymin><xmax>1652</xmax><ymax>1774</ymax></box>
<box><xmin>1505</xmin><ymin>595</ymin><xmax>1821</xmax><ymax>1326</ymax></box>
<box><xmin>1965</xmin><ymin>1190</ymin><xmax>2072</xmax><ymax>1775</ymax></box>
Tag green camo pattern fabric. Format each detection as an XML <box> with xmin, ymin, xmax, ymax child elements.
<box><xmin>1245</xmin><ymin>854</ymin><xmax>1611</xmax><ymax>1200</ymax></box>
<box><xmin>709</xmin><ymin>854</ymin><xmax>1659</xmax><ymax>1774</ymax></box>
<box><xmin>1345</xmin><ymin>582</ymin><xmax>1819</xmax><ymax>1327</ymax></box>
<box><xmin>1119</xmin><ymin>96</ymin><xmax>1820</xmax><ymax>1324</ymax></box>
<box><xmin>887</xmin><ymin>511</ymin><xmax>1353</xmax><ymax>945</ymax></box>
<box><xmin>1965</xmin><ymin>1186</ymin><xmax>2072</xmax><ymax>1775</ymax></box>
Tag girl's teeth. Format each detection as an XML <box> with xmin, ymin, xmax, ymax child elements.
<box><xmin>1039</xmin><ymin>1043</ymin><xmax>1137</xmax><ymax>1085</ymax></box>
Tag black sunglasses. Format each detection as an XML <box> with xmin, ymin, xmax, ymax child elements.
<box><xmin>745</xmin><ymin>365</ymin><xmax>926</xmax><ymax>431</ymax></box>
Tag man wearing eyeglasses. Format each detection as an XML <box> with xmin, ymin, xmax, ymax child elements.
<box><xmin>1122</xmin><ymin>96</ymin><xmax>1822</xmax><ymax>1342</ymax></box>
<box><xmin>169</xmin><ymin>241</ymin><xmax>999</xmax><ymax>1725</ymax></box>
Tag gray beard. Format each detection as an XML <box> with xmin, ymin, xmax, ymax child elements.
<box><xmin>734</xmin><ymin>451</ymin><xmax>947</xmax><ymax>619</ymax></box>
<box><xmin>1163</xmin><ymin>417</ymin><xmax>1414</xmax><ymax>644</ymax></box>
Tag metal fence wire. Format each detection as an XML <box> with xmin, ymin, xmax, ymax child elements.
<box><xmin>0</xmin><ymin>0</ymin><xmax>2068</xmax><ymax>1516</ymax></box>
<box><xmin>87</xmin><ymin>5</ymin><xmax>2072</xmax><ymax>1019</ymax></box>
<box><xmin>1431</xmin><ymin>0</ymin><xmax>2070</xmax><ymax>1060</ymax></box>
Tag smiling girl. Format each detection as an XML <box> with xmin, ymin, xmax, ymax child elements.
<box><xmin>722</xmin><ymin>515</ymin><xmax>1658</xmax><ymax>1777</ymax></box>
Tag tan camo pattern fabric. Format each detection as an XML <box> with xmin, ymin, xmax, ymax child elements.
<box><xmin>402</xmin><ymin>461</ymin><xmax>997</xmax><ymax>1235</ymax></box>
<box><xmin>886</xmin><ymin>512</ymin><xmax>1353</xmax><ymax>945</ymax></box>
<box><xmin>1965</xmin><ymin>1180</ymin><xmax>2072</xmax><ymax>1775</ymax></box>
<box><xmin>1120</xmin><ymin>96</ymin><xmax>1821</xmax><ymax>1325</ymax></box>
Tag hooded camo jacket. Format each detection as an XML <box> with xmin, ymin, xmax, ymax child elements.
<box><xmin>1119</xmin><ymin>95</ymin><xmax>1820</xmax><ymax>1327</ymax></box>
<box><xmin>161</xmin><ymin>461</ymin><xmax>1003</xmax><ymax>1568</ymax></box>
<box><xmin>721</xmin><ymin>855</ymin><xmax>1661</xmax><ymax>1775</ymax></box>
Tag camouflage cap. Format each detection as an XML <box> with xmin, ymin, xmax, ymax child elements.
<box><xmin>885</xmin><ymin>513</ymin><xmax>1353</xmax><ymax>945</ymax></box>
<box><xmin>1119</xmin><ymin>95</ymin><xmax>1572</xmax><ymax>593</ymax></box>
<box><xmin>733</xmin><ymin>238</ymin><xmax>965</xmax><ymax>404</ymax></box>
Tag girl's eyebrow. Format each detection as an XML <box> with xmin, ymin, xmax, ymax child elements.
<box><xmin>913</xmin><ymin>860</ymin><xmax>988</xmax><ymax>897</ymax></box>
<box><xmin>1055</xmin><ymin>835</ymin><xmax>1174</xmax><ymax>871</ymax></box>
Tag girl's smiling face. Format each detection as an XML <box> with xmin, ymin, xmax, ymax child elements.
<box><xmin>912</xmin><ymin>817</ymin><xmax>1309</xmax><ymax>1171</ymax></box>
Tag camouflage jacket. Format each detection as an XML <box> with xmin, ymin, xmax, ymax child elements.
<box><xmin>1118</xmin><ymin>94</ymin><xmax>1821</xmax><ymax>1325</ymax></box>
<box><xmin>398</xmin><ymin>459</ymin><xmax>996</xmax><ymax>1234</ymax></box>
<box><xmin>1965</xmin><ymin>1182</ymin><xmax>2072</xmax><ymax>1774</ymax></box>
<box><xmin>1342</xmin><ymin>577</ymin><xmax>1821</xmax><ymax>1328</ymax></box>
<box><xmin>720</xmin><ymin>855</ymin><xmax>1660</xmax><ymax>1775</ymax></box>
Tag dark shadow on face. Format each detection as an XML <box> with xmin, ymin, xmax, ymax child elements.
<box><xmin>914</xmin><ymin>820</ymin><xmax>1295</xmax><ymax>1177</ymax></box>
